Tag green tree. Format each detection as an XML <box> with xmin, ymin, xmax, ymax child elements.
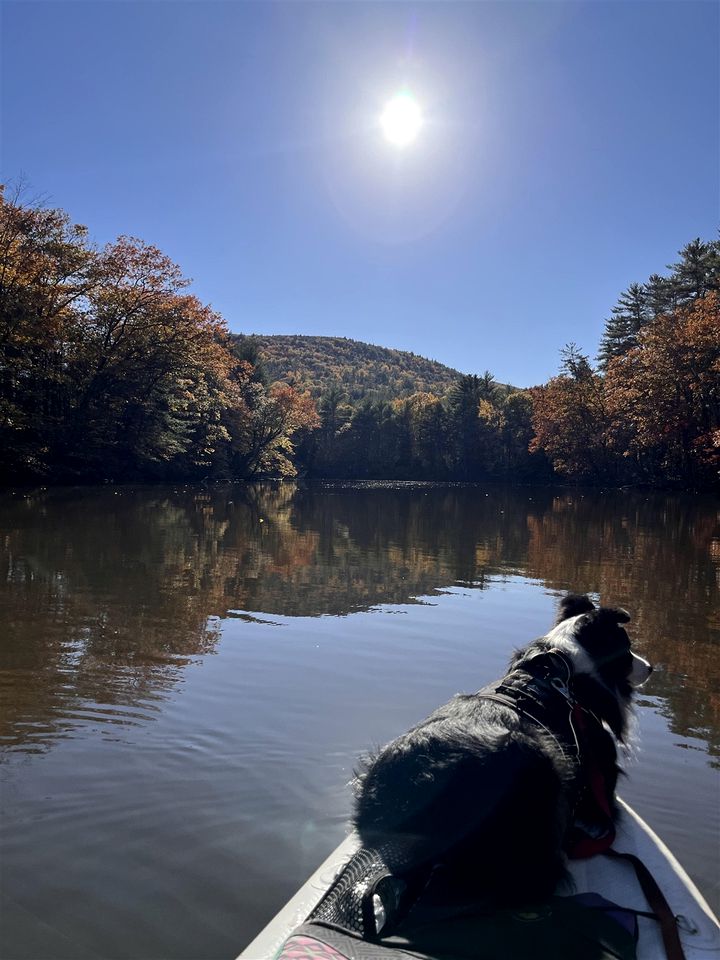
<box><xmin>598</xmin><ymin>283</ymin><xmax>650</xmax><ymax>370</ymax></box>
<box><xmin>499</xmin><ymin>390</ymin><xmax>550</xmax><ymax>480</ymax></box>
<box><xmin>669</xmin><ymin>238</ymin><xmax>720</xmax><ymax>302</ymax></box>
<box><xmin>448</xmin><ymin>375</ymin><xmax>484</xmax><ymax>479</ymax></box>
<box><xmin>231</xmin><ymin>335</ymin><xmax>269</xmax><ymax>386</ymax></box>
<box><xmin>396</xmin><ymin>392</ymin><xmax>450</xmax><ymax>478</ymax></box>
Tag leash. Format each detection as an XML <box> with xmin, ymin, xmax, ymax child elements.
<box><xmin>604</xmin><ymin>850</ymin><xmax>688</xmax><ymax>960</ymax></box>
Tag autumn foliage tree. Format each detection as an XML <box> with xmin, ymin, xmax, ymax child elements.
<box><xmin>0</xmin><ymin>188</ymin><xmax>318</xmax><ymax>482</ymax></box>
<box><xmin>55</xmin><ymin>236</ymin><xmax>237</xmax><ymax>477</ymax></box>
<box><xmin>529</xmin><ymin>345</ymin><xmax>619</xmax><ymax>482</ymax></box>
<box><xmin>605</xmin><ymin>293</ymin><xmax>719</xmax><ymax>486</ymax></box>
<box><xmin>531</xmin><ymin>293</ymin><xmax>719</xmax><ymax>489</ymax></box>
<box><xmin>0</xmin><ymin>185</ymin><xmax>97</xmax><ymax>475</ymax></box>
<box><xmin>222</xmin><ymin>377</ymin><xmax>319</xmax><ymax>477</ymax></box>
<box><xmin>530</xmin><ymin>238</ymin><xmax>719</xmax><ymax>490</ymax></box>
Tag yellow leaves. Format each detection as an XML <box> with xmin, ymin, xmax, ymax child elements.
<box><xmin>477</xmin><ymin>398</ymin><xmax>504</xmax><ymax>431</ymax></box>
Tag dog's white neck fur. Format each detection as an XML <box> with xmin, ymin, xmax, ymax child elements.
<box><xmin>544</xmin><ymin>615</ymin><xmax>598</xmax><ymax>678</ymax></box>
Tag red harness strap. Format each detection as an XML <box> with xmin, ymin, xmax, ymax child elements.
<box><xmin>567</xmin><ymin>704</ymin><xmax>617</xmax><ymax>859</ymax></box>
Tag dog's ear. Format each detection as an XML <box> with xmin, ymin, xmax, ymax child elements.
<box><xmin>556</xmin><ymin>593</ymin><xmax>596</xmax><ymax>623</ymax></box>
<box><xmin>598</xmin><ymin>606</ymin><xmax>631</xmax><ymax>625</ymax></box>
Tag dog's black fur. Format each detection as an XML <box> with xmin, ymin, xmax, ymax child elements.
<box><xmin>353</xmin><ymin>594</ymin><xmax>652</xmax><ymax>905</ymax></box>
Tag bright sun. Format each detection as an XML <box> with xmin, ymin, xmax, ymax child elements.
<box><xmin>380</xmin><ymin>93</ymin><xmax>423</xmax><ymax>148</ymax></box>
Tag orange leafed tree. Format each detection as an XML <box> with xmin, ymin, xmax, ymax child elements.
<box><xmin>0</xmin><ymin>188</ymin><xmax>320</xmax><ymax>481</ymax></box>
<box><xmin>604</xmin><ymin>292</ymin><xmax>720</xmax><ymax>486</ymax></box>
<box><xmin>64</xmin><ymin>236</ymin><xmax>236</xmax><ymax>474</ymax></box>
<box><xmin>529</xmin><ymin>346</ymin><xmax>617</xmax><ymax>481</ymax></box>
<box><xmin>223</xmin><ymin>378</ymin><xmax>320</xmax><ymax>477</ymax></box>
<box><xmin>0</xmin><ymin>185</ymin><xmax>98</xmax><ymax>475</ymax></box>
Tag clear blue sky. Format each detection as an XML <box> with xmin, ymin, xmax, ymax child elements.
<box><xmin>2</xmin><ymin>1</ymin><xmax>717</xmax><ymax>387</ymax></box>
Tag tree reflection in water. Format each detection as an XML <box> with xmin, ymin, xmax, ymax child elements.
<box><xmin>0</xmin><ymin>482</ymin><xmax>717</xmax><ymax>762</ymax></box>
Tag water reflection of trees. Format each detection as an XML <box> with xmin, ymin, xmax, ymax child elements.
<box><xmin>522</xmin><ymin>492</ymin><xmax>720</xmax><ymax>763</ymax></box>
<box><xmin>1</xmin><ymin>483</ymin><xmax>717</xmax><ymax>759</ymax></box>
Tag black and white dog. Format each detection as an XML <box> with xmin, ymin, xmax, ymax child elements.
<box><xmin>353</xmin><ymin>594</ymin><xmax>653</xmax><ymax>905</ymax></box>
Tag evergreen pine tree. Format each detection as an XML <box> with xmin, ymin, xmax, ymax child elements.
<box><xmin>448</xmin><ymin>374</ymin><xmax>484</xmax><ymax>479</ymax></box>
<box><xmin>644</xmin><ymin>273</ymin><xmax>678</xmax><ymax>318</ymax></box>
<box><xmin>668</xmin><ymin>238</ymin><xmax>720</xmax><ymax>302</ymax></box>
<box><xmin>598</xmin><ymin>283</ymin><xmax>649</xmax><ymax>370</ymax></box>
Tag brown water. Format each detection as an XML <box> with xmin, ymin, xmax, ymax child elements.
<box><xmin>0</xmin><ymin>482</ymin><xmax>718</xmax><ymax>960</ymax></box>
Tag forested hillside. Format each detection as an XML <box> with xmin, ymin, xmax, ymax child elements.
<box><xmin>234</xmin><ymin>334</ymin><xmax>467</xmax><ymax>402</ymax></box>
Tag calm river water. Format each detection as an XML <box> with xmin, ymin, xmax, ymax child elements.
<box><xmin>1</xmin><ymin>482</ymin><xmax>718</xmax><ymax>960</ymax></box>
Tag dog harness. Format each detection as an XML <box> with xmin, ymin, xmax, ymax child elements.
<box><xmin>474</xmin><ymin>648</ymin><xmax>617</xmax><ymax>858</ymax></box>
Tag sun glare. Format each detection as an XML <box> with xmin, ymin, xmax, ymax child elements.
<box><xmin>380</xmin><ymin>93</ymin><xmax>423</xmax><ymax>148</ymax></box>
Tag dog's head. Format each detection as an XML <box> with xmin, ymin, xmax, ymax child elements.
<box><xmin>551</xmin><ymin>593</ymin><xmax>653</xmax><ymax>690</ymax></box>
<box><xmin>544</xmin><ymin>593</ymin><xmax>652</xmax><ymax>738</ymax></box>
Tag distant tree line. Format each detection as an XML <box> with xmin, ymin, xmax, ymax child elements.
<box><xmin>0</xmin><ymin>186</ymin><xmax>717</xmax><ymax>488</ymax></box>
<box><xmin>297</xmin><ymin>374</ymin><xmax>550</xmax><ymax>481</ymax></box>
<box><xmin>294</xmin><ymin>239</ymin><xmax>719</xmax><ymax>489</ymax></box>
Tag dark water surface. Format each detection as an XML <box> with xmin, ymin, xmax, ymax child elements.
<box><xmin>1</xmin><ymin>482</ymin><xmax>718</xmax><ymax>960</ymax></box>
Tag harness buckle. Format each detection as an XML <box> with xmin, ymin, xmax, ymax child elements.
<box><xmin>550</xmin><ymin>675</ymin><xmax>573</xmax><ymax>702</ymax></box>
<box><xmin>541</xmin><ymin>650</ymin><xmax>576</xmax><ymax>704</ymax></box>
